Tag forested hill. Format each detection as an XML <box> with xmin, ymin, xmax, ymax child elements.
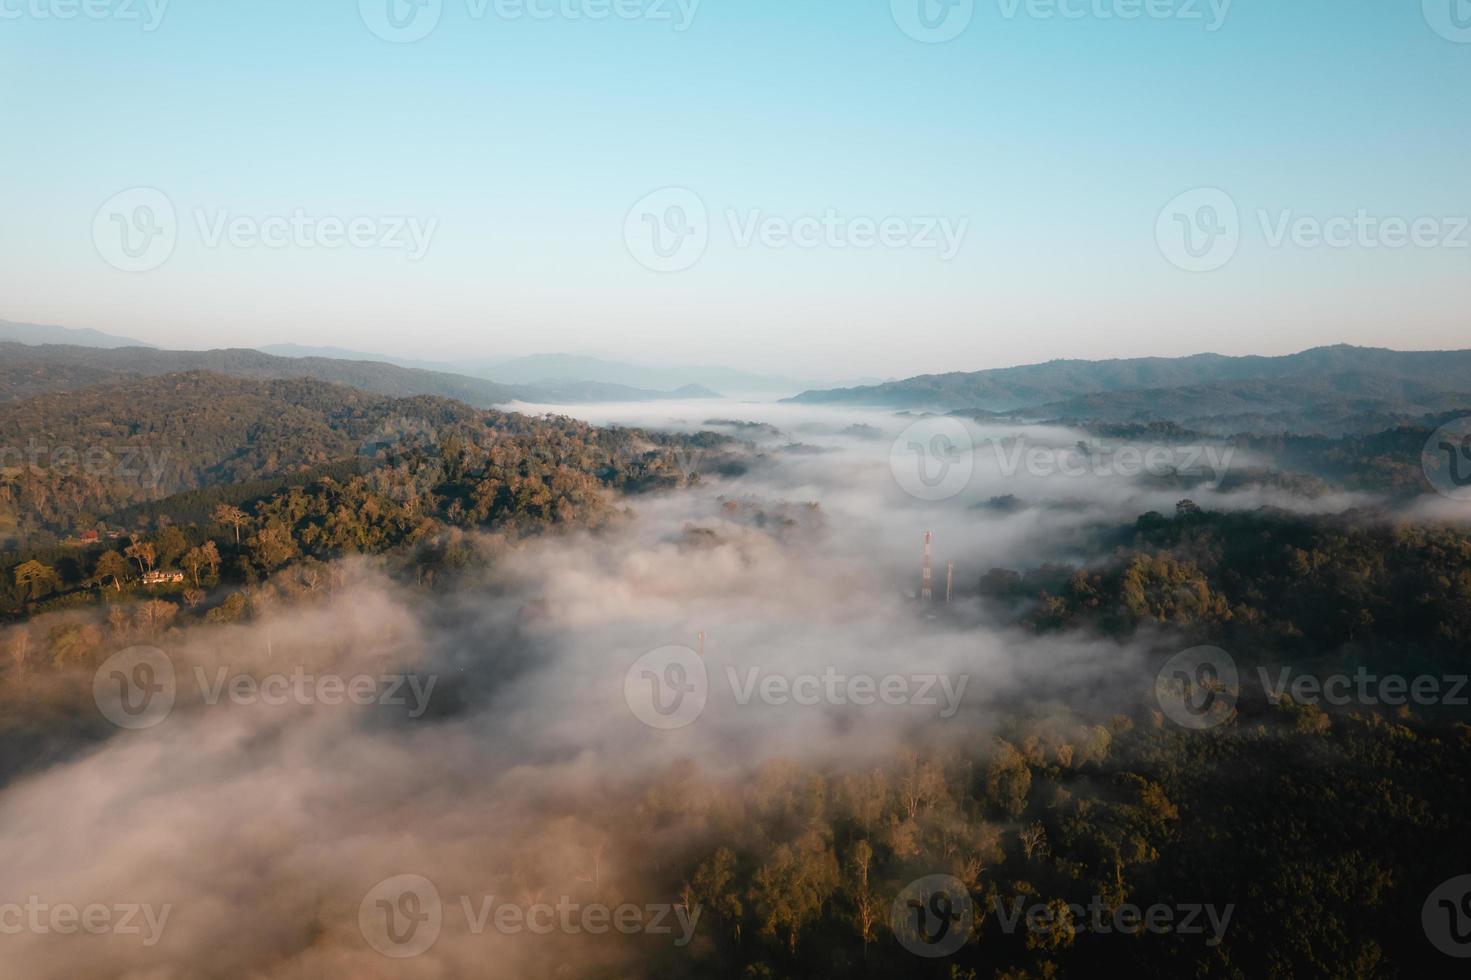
<box><xmin>786</xmin><ymin>345</ymin><xmax>1471</xmax><ymax>418</ymax></box>
<box><xmin>0</xmin><ymin>341</ymin><xmax>530</xmax><ymax>406</ymax></box>
<box><xmin>1022</xmin><ymin>373</ymin><xmax>1471</xmax><ymax>436</ymax></box>
<box><xmin>0</xmin><ymin>371</ymin><xmax>726</xmax><ymax>544</ymax></box>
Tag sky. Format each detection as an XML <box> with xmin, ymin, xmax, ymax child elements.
<box><xmin>1</xmin><ymin>0</ymin><xmax>1469</xmax><ymax>380</ymax></box>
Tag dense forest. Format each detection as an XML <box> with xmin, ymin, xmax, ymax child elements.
<box><xmin>2</xmin><ymin>363</ymin><xmax>1469</xmax><ymax>977</ymax></box>
<box><xmin>0</xmin><ymin>371</ymin><xmax>732</xmax><ymax>622</ymax></box>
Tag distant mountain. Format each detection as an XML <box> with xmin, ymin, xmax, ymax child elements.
<box><xmin>258</xmin><ymin>343</ymin><xmax>457</xmax><ymax>374</ymax></box>
<box><xmin>788</xmin><ymin>345</ymin><xmax>1471</xmax><ymax>416</ymax></box>
<box><xmin>0</xmin><ymin>343</ymin><xmax>527</xmax><ymax>407</ymax></box>
<box><xmin>1021</xmin><ymin>372</ymin><xmax>1471</xmax><ymax>436</ymax></box>
<box><xmin>0</xmin><ymin>319</ymin><xmax>153</xmax><ymax>349</ymax></box>
<box><xmin>0</xmin><ymin>343</ymin><xmax>723</xmax><ymax>407</ymax></box>
<box><xmin>260</xmin><ymin>345</ymin><xmax>729</xmax><ymax>400</ymax></box>
<box><xmin>507</xmin><ymin>380</ymin><xmax>722</xmax><ymax>403</ymax></box>
<box><xmin>478</xmin><ymin>353</ymin><xmax>807</xmax><ymax>396</ymax></box>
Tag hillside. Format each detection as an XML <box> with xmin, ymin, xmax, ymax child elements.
<box><xmin>0</xmin><ymin>318</ymin><xmax>152</xmax><ymax>349</ymax></box>
<box><xmin>787</xmin><ymin>345</ymin><xmax>1471</xmax><ymax>418</ymax></box>
<box><xmin>1024</xmin><ymin>372</ymin><xmax>1471</xmax><ymax>436</ymax></box>
<box><xmin>0</xmin><ymin>341</ymin><xmax>723</xmax><ymax>405</ymax></box>
<box><xmin>0</xmin><ymin>342</ymin><xmax>529</xmax><ymax>406</ymax></box>
<box><xmin>0</xmin><ymin>370</ymin><xmax>731</xmax><ymax>545</ymax></box>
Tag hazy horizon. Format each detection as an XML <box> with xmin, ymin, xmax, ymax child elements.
<box><xmin>5</xmin><ymin>0</ymin><xmax>1470</xmax><ymax>377</ymax></box>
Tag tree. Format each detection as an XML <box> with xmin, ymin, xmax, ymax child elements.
<box><xmin>183</xmin><ymin>588</ymin><xmax>205</xmax><ymax>609</ymax></box>
<box><xmin>14</xmin><ymin>560</ymin><xmax>60</xmax><ymax>602</ymax></box>
<box><xmin>46</xmin><ymin>622</ymin><xmax>102</xmax><ymax>666</ymax></box>
<box><xmin>3</xmin><ymin>627</ymin><xmax>30</xmax><ymax>672</ymax></box>
<box><xmin>248</xmin><ymin>522</ymin><xmax>299</xmax><ymax>571</ymax></box>
<box><xmin>182</xmin><ymin>547</ymin><xmax>208</xmax><ymax>587</ymax></box>
<box><xmin>1019</xmin><ymin>822</ymin><xmax>1048</xmax><ymax>861</ymax></box>
<box><xmin>95</xmin><ymin>550</ymin><xmax>130</xmax><ymax>592</ymax></box>
<box><xmin>155</xmin><ymin>526</ymin><xmax>189</xmax><ymax>568</ymax></box>
<box><xmin>134</xmin><ymin>599</ymin><xmax>178</xmax><ymax>634</ymax></box>
<box><xmin>124</xmin><ymin>536</ymin><xmax>157</xmax><ymax>576</ymax></box>
<box><xmin>748</xmin><ymin>833</ymin><xmax>839</xmax><ymax>954</ymax></box>
<box><xmin>843</xmin><ymin>840</ymin><xmax>882</xmax><ymax>957</ymax></box>
<box><xmin>693</xmin><ymin>847</ymin><xmax>745</xmax><ymax>942</ymax></box>
<box><xmin>201</xmin><ymin>540</ymin><xmax>222</xmax><ymax>578</ymax></box>
<box><xmin>214</xmin><ymin>504</ymin><xmax>248</xmax><ymax>547</ymax></box>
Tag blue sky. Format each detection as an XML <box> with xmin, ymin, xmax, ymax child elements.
<box><xmin>2</xmin><ymin>0</ymin><xmax>1469</xmax><ymax>378</ymax></box>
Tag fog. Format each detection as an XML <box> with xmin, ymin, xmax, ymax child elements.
<box><xmin>0</xmin><ymin>400</ymin><xmax>1377</xmax><ymax>978</ymax></box>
